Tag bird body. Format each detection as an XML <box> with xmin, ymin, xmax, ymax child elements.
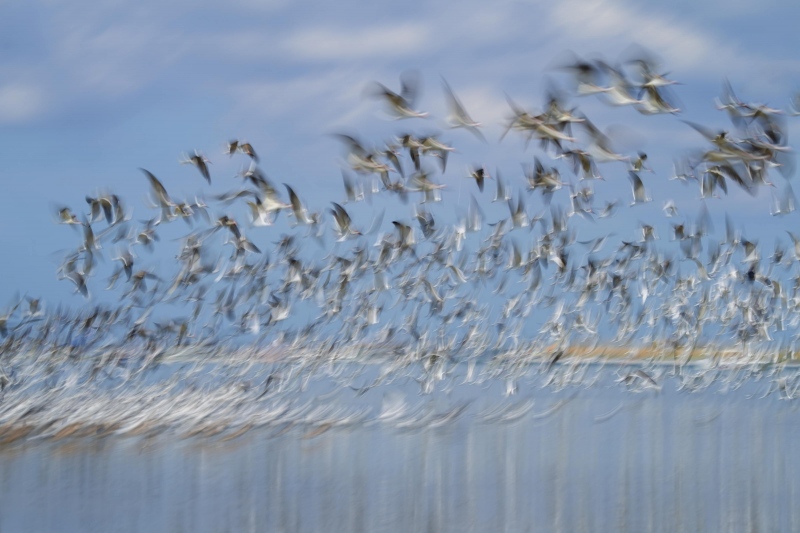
<box><xmin>370</xmin><ymin>72</ymin><xmax>428</xmax><ymax>119</ymax></box>
<box><xmin>181</xmin><ymin>152</ymin><xmax>212</xmax><ymax>183</ymax></box>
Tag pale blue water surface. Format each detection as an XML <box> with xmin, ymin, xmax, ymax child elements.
<box><xmin>0</xmin><ymin>362</ymin><xmax>797</xmax><ymax>533</ymax></box>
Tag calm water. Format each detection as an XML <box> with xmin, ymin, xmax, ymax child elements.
<box><xmin>0</xmin><ymin>364</ymin><xmax>798</xmax><ymax>533</ymax></box>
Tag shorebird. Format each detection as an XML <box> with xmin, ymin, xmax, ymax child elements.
<box><xmin>507</xmin><ymin>194</ymin><xmax>529</xmax><ymax>229</ymax></box>
<box><xmin>554</xmin><ymin>53</ymin><xmax>608</xmax><ymax>95</ymax></box>
<box><xmin>629</xmin><ymin>57</ymin><xmax>680</xmax><ymax>89</ymax></box>
<box><xmin>628</xmin><ymin>172</ymin><xmax>651</xmax><ymax>205</ymax></box>
<box><xmin>238</xmin><ymin>142</ymin><xmax>259</xmax><ymax>162</ymax></box>
<box><xmin>770</xmin><ymin>184</ymin><xmax>796</xmax><ymax>216</ymax></box>
<box><xmin>414</xmin><ymin>206</ymin><xmax>436</xmax><ymax>239</ymax></box>
<box><xmin>543</xmin><ymin>84</ymin><xmax>584</xmax><ymax>127</ymax></box>
<box><xmin>180</xmin><ymin>151</ymin><xmax>212</xmax><ymax>184</ymax></box>
<box><xmin>638</xmin><ymin>85</ymin><xmax>680</xmax><ymax>115</ymax></box>
<box><xmin>106</xmin><ymin>248</ymin><xmax>135</xmax><ymax>286</ymax></box>
<box><xmin>284</xmin><ymin>184</ymin><xmax>319</xmax><ymax>226</ymax></box>
<box><xmin>525</xmin><ymin>158</ymin><xmax>562</xmax><ymax>202</ymax></box>
<box><xmin>330</xmin><ymin>202</ymin><xmax>362</xmax><ymax>240</ymax></box>
<box><xmin>86</xmin><ymin>194</ymin><xmax>125</xmax><ymax>226</ymax></box>
<box><xmin>247</xmin><ymin>191</ymin><xmax>292</xmax><ymax>227</ymax></box>
<box><xmin>225</xmin><ymin>139</ymin><xmax>239</xmax><ymax>156</ymax></box>
<box><xmin>467</xmin><ymin>166</ymin><xmax>489</xmax><ymax>192</ymax></box>
<box><xmin>629</xmin><ymin>152</ymin><xmax>652</xmax><ymax>173</ymax></box>
<box><xmin>703</xmin><ymin>164</ymin><xmax>754</xmax><ymax>197</ymax></box>
<box><xmin>0</xmin><ymin>300</ymin><xmax>20</xmax><ymax>338</ymax></box>
<box><xmin>141</xmin><ymin>168</ymin><xmax>175</xmax><ymax>220</ymax></box>
<box><xmin>391</xmin><ymin>221</ymin><xmax>416</xmax><ymax>253</ymax></box>
<box><xmin>370</xmin><ymin>71</ymin><xmax>429</xmax><ymax>119</ymax></box>
<box><xmin>408</xmin><ymin>170</ymin><xmax>445</xmax><ymax>203</ymax></box>
<box><xmin>597</xmin><ymin>61</ymin><xmax>642</xmax><ymax>107</ymax></box>
<box><xmin>58</xmin><ymin>207</ymin><xmax>81</xmax><ymax>225</ymax></box>
<box><xmin>502</xmin><ymin>96</ymin><xmax>576</xmax><ymax>151</ymax></box>
<box><xmin>662</xmin><ymin>200</ymin><xmax>678</xmax><ymax>218</ymax></box>
<box><xmin>581</xmin><ymin>116</ymin><xmax>628</xmax><ymax>163</ymax></box>
<box><xmin>335</xmin><ymin>134</ymin><xmax>395</xmax><ymax>177</ymax></box>
<box><xmin>341</xmin><ymin>171</ymin><xmax>365</xmax><ymax>203</ymax></box>
<box><xmin>492</xmin><ymin>170</ymin><xmax>511</xmax><ymax>202</ymax></box>
<box><xmin>419</xmin><ymin>135</ymin><xmax>455</xmax><ymax>172</ymax></box>
<box><xmin>129</xmin><ymin>219</ymin><xmax>159</xmax><ymax>253</ymax></box>
<box><xmin>442</xmin><ymin>78</ymin><xmax>484</xmax><ymax>141</ymax></box>
<box><xmin>559</xmin><ymin>149</ymin><xmax>601</xmax><ymax>180</ymax></box>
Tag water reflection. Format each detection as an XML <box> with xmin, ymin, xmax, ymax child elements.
<box><xmin>1</xmin><ymin>374</ymin><xmax>798</xmax><ymax>532</ymax></box>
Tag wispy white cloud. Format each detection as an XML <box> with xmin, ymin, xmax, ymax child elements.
<box><xmin>227</xmin><ymin>68</ymin><xmax>370</xmax><ymax>126</ymax></box>
<box><xmin>0</xmin><ymin>83</ymin><xmax>46</xmax><ymax>123</ymax></box>
<box><xmin>3</xmin><ymin>0</ymin><xmax>798</xmax><ymax>133</ymax></box>
<box><xmin>281</xmin><ymin>23</ymin><xmax>433</xmax><ymax>62</ymax></box>
<box><xmin>52</xmin><ymin>20</ymin><xmax>187</xmax><ymax>96</ymax></box>
<box><xmin>224</xmin><ymin>0</ymin><xmax>290</xmax><ymax>11</ymax></box>
<box><xmin>548</xmin><ymin>0</ymin><xmax>714</xmax><ymax>70</ymax></box>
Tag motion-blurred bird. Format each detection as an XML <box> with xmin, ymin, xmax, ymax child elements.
<box><xmin>370</xmin><ymin>71</ymin><xmax>429</xmax><ymax>119</ymax></box>
<box><xmin>442</xmin><ymin>78</ymin><xmax>485</xmax><ymax>141</ymax></box>
<box><xmin>181</xmin><ymin>151</ymin><xmax>212</xmax><ymax>184</ymax></box>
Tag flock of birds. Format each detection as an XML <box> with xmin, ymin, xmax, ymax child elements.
<box><xmin>2</xmin><ymin>50</ymin><xmax>800</xmax><ymax>442</ymax></box>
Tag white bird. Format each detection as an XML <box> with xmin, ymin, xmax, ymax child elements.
<box><xmin>442</xmin><ymin>78</ymin><xmax>485</xmax><ymax>141</ymax></box>
<box><xmin>370</xmin><ymin>71</ymin><xmax>429</xmax><ymax>119</ymax></box>
<box><xmin>629</xmin><ymin>172</ymin><xmax>650</xmax><ymax>205</ymax></box>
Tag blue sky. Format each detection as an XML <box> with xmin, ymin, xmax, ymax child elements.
<box><xmin>2</xmin><ymin>0</ymin><xmax>800</xmax><ymax>307</ymax></box>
